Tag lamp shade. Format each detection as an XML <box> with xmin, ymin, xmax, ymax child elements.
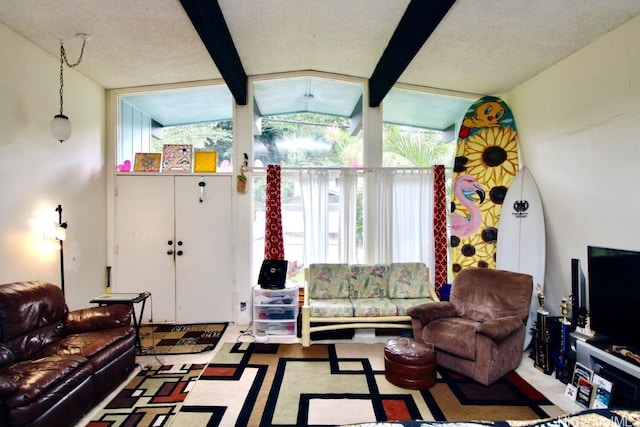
<box><xmin>51</xmin><ymin>114</ymin><xmax>71</xmax><ymax>142</ymax></box>
<box><xmin>54</xmin><ymin>224</ymin><xmax>67</xmax><ymax>241</ymax></box>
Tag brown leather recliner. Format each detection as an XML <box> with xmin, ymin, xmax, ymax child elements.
<box><xmin>407</xmin><ymin>268</ymin><xmax>533</xmax><ymax>386</ymax></box>
<box><xmin>0</xmin><ymin>281</ymin><xmax>136</xmax><ymax>427</ymax></box>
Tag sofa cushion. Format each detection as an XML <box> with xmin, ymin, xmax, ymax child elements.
<box><xmin>31</xmin><ymin>326</ymin><xmax>134</xmax><ymax>369</ymax></box>
<box><xmin>0</xmin><ymin>375</ymin><xmax>17</xmax><ymax>396</ymax></box>
<box><xmin>0</xmin><ymin>355</ymin><xmax>91</xmax><ymax>409</ymax></box>
<box><xmin>388</xmin><ymin>263</ymin><xmax>431</xmax><ymax>299</ymax></box>
<box><xmin>391</xmin><ymin>298</ymin><xmax>435</xmax><ymax>315</ymax></box>
<box><xmin>308</xmin><ymin>264</ymin><xmax>350</xmax><ymax>299</ymax></box>
<box><xmin>351</xmin><ymin>297</ymin><xmax>397</xmax><ymax>316</ymax></box>
<box><xmin>309</xmin><ymin>298</ymin><xmax>354</xmax><ymax>317</ymax></box>
<box><xmin>0</xmin><ymin>281</ymin><xmax>67</xmax><ymax>342</ymax></box>
<box><xmin>0</xmin><ymin>343</ymin><xmax>15</xmax><ymax>368</ymax></box>
<box><xmin>349</xmin><ymin>264</ymin><xmax>389</xmax><ymax>298</ymax></box>
<box><xmin>6</xmin><ymin>322</ymin><xmax>65</xmax><ymax>362</ymax></box>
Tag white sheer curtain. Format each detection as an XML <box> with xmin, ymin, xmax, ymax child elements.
<box><xmin>393</xmin><ymin>170</ymin><xmax>435</xmax><ymax>264</ymax></box>
<box><xmin>371</xmin><ymin>169</ymin><xmax>395</xmax><ymax>263</ymax></box>
<box><xmin>297</xmin><ymin>167</ymin><xmax>435</xmax><ymax>270</ymax></box>
<box><xmin>339</xmin><ymin>169</ymin><xmax>358</xmax><ymax>264</ymax></box>
<box><xmin>371</xmin><ymin>169</ymin><xmax>435</xmax><ymax>267</ymax></box>
<box><xmin>299</xmin><ymin>169</ymin><xmax>329</xmax><ymax>263</ymax></box>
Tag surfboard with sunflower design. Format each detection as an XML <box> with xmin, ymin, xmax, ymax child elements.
<box><xmin>450</xmin><ymin>96</ymin><xmax>519</xmax><ymax>275</ymax></box>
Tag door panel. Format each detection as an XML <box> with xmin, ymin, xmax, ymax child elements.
<box><xmin>174</xmin><ymin>175</ymin><xmax>233</xmax><ymax>323</ymax></box>
<box><xmin>115</xmin><ymin>175</ymin><xmax>176</xmax><ymax>323</ymax></box>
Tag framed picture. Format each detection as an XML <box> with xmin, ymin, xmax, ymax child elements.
<box><xmin>591</xmin><ymin>373</ymin><xmax>614</xmax><ymax>409</ymax></box>
<box><xmin>564</xmin><ymin>383</ymin><xmax>578</xmax><ymax>401</ymax></box>
<box><xmin>133</xmin><ymin>153</ymin><xmax>161</xmax><ymax>172</ymax></box>
<box><xmin>162</xmin><ymin>144</ymin><xmax>193</xmax><ymax>172</ymax></box>
<box><xmin>194</xmin><ymin>151</ymin><xmax>217</xmax><ymax>173</ymax></box>
<box><xmin>575</xmin><ymin>376</ymin><xmax>594</xmax><ymax>408</ymax></box>
<box><xmin>571</xmin><ymin>362</ymin><xmax>593</xmax><ymax>387</ymax></box>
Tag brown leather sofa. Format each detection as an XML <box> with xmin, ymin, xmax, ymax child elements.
<box><xmin>0</xmin><ymin>281</ymin><xmax>136</xmax><ymax>427</ymax></box>
<box><xmin>407</xmin><ymin>268</ymin><xmax>533</xmax><ymax>386</ymax></box>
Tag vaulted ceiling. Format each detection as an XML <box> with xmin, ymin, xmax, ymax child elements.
<box><xmin>2</xmin><ymin>0</ymin><xmax>640</xmax><ymax>129</ymax></box>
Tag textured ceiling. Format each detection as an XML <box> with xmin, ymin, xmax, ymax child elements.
<box><xmin>1</xmin><ymin>0</ymin><xmax>640</xmax><ymax>128</ymax></box>
<box><xmin>2</xmin><ymin>0</ymin><xmax>639</xmax><ymax>93</ymax></box>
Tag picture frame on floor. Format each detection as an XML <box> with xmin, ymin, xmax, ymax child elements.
<box><xmin>564</xmin><ymin>383</ymin><xmax>578</xmax><ymax>401</ymax></box>
<box><xmin>571</xmin><ymin>362</ymin><xmax>593</xmax><ymax>387</ymax></box>
<box><xmin>575</xmin><ymin>376</ymin><xmax>594</xmax><ymax>408</ymax></box>
<box><xmin>591</xmin><ymin>373</ymin><xmax>614</xmax><ymax>409</ymax></box>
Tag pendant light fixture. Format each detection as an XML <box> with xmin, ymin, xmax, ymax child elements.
<box><xmin>51</xmin><ymin>33</ymin><xmax>90</xmax><ymax>143</ymax></box>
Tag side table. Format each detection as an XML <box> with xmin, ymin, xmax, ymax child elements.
<box><xmin>90</xmin><ymin>291</ymin><xmax>151</xmax><ymax>352</ymax></box>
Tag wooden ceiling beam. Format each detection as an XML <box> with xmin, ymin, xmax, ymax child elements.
<box><xmin>369</xmin><ymin>0</ymin><xmax>456</xmax><ymax>108</ymax></box>
<box><xmin>180</xmin><ymin>0</ymin><xmax>248</xmax><ymax>105</ymax></box>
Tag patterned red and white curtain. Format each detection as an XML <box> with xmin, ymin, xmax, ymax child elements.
<box><xmin>433</xmin><ymin>164</ymin><xmax>448</xmax><ymax>298</ymax></box>
<box><xmin>264</xmin><ymin>164</ymin><xmax>285</xmax><ymax>260</ymax></box>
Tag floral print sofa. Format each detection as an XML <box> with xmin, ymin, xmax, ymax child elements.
<box><xmin>301</xmin><ymin>262</ymin><xmax>439</xmax><ymax>346</ymax></box>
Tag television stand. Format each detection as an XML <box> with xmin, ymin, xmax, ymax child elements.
<box><xmin>576</xmin><ymin>339</ymin><xmax>640</xmax><ymax>408</ymax></box>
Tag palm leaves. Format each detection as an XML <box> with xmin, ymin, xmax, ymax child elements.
<box><xmin>383</xmin><ymin>125</ymin><xmax>454</xmax><ymax>167</ymax></box>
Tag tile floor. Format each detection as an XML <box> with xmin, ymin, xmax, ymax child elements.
<box><xmin>76</xmin><ymin>323</ymin><xmax>582</xmax><ymax>425</ymax></box>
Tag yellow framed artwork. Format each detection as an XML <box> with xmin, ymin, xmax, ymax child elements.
<box><xmin>194</xmin><ymin>151</ymin><xmax>217</xmax><ymax>173</ymax></box>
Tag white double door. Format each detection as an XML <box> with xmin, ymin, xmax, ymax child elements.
<box><xmin>115</xmin><ymin>175</ymin><xmax>233</xmax><ymax>323</ymax></box>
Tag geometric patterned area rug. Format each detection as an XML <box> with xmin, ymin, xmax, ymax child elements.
<box><xmin>138</xmin><ymin>322</ymin><xmax>228</xmax><ymax>355</ymax></box>
<box><xmin>86</xmin><ymin>363</ymin><xmax>205</xmax><ymax>427</ymax></box>
<box><xmin>171</xmin><ymin>342</ymin><xmax>566</xmax><ymax>427</ymax></box>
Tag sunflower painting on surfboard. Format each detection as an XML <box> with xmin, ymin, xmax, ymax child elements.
<box><xmin>451</xmin><ymin>96</ymin><xmax>519</xmax><ymax>276</ymax></box>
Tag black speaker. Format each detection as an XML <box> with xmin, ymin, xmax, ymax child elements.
<box><xmin>258</xmin><ymin>259</ymin><xmax>288</xmax><ymax>289</ymax></box>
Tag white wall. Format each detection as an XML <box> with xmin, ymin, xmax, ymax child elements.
<box><xmin>0</xmin><ymin>23</ymin><xmax>107</xmax><ymax>310</ymax></box>
<box><xmin>507</xmin><ymin>15</ymin><xmax>640</xmax><ymax>316</ymax></box>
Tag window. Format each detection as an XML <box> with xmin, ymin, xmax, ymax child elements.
<box><xmin>382</xmin><ymin>87</ymin><xmax>472</xmax><ymax>168</ymax></box>
<box><xmin>253</xmin><ymin>172</ymin><xmax>357</xmax><ymax>284</ymax></box>
<box><xmin>250</xmin><ymin>80</ymin><xmax>475</xmax><ymax>284</ymax></box>
<box><xmin>117</xmin><ymin>84</ymin><xmax>233</xmax><ymax>172</ymax></box>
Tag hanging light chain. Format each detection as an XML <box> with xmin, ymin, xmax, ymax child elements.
<box><xmin>61</xmin><ymin>37</ymin><xmax>86</xmax><ymax>68</ymax></box>
<box><xmin>57</xmin><ymin>36</ymin><xmax>87</xmax><ymax>116</ymax></box>
<box><xmin>58</xmin><ymin>44</ymin><xmax>65</xmax><ymax>115</ymax></box>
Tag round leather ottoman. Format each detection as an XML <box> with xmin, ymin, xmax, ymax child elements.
<box><xmin>384</xmin><ymin>337</ymin><xmax>436</xmax><ymax>389</ymax></box>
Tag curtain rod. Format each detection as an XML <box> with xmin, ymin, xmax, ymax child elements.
<box><xmin>241</xmin><ymin>166</ymin><xmax>452</xmax><ymax>173</ymax></box>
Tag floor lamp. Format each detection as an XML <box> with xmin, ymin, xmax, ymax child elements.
<box><xmin>55</xmin><ymin>205</ymin><xmax>68</xmax><ymax>295</ymax></box>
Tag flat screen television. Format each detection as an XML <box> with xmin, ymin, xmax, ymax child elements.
<box><xmin>587</xmin><ymin>245</ymin><xmax>640</xmax><ymax>348</ymax></box>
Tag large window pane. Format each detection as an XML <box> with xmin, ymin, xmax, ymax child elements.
<box><xmin>118</xmin><ymin>84</ymin><xmax>233</xmax><ymax>171</ymax></box>
<box><xmin>383</xmin><ymin>124</ymin><xmax>454</xmax><ymax>167</ymax></box>
<box><xmin>253</xmin><ymin>77</ymin><xmax>364</xmax><ymax>168</ymax></box>
<box><xmin>382</xmin><ymin>87</ymin><xmax>474</xmax><ymax>168</ymax></box>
